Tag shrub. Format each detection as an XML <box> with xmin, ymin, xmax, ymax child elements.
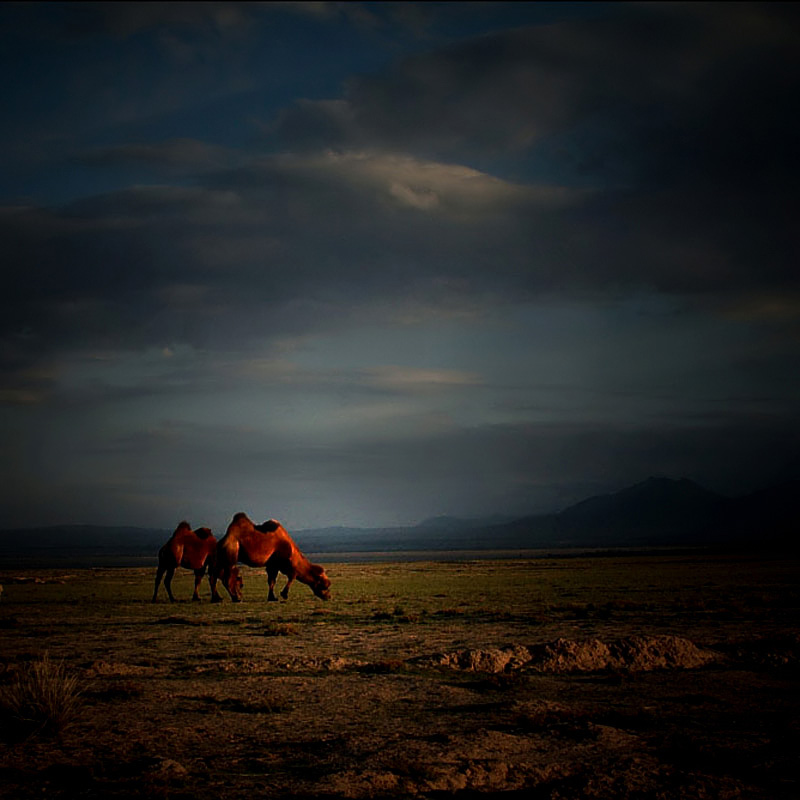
<box><xmin>0</xmin><ymin>654</ymin><xmax>83</xmax><ymax>739</ymax></box>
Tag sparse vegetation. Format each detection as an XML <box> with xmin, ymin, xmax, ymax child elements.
<box><xmin>0</xmin><ymin>653</ymin><xmax>84</xmax><ymax>739</ymax></box>
<box><xmin>0</xmin><ymin>555</ymin><xmax>797</xmax><ymax>798</ymax></box>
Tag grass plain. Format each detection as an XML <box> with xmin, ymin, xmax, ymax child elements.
<box><xmin>0</xmin><ymin>552</ymin><xmax>798</xmax><ymax>798</ymax></box>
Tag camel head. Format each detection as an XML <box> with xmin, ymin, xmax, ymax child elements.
<box><xmin>309</xmin><ymin>564</ymin><xmax>331</xmax><ymax>601</ymax></box>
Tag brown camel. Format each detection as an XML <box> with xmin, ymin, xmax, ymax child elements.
<box><xmin>152</xmin><ymin>521</ymin><xmax>220</xmax><ymax>602</ymax></box>
<box><xmin>214</xmin><ymin>513</ymin><xmax>331</xmax><ymax>603</ymax></box>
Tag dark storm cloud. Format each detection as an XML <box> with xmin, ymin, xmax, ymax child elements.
<box><xmin>0</xmin><ymin>149</ymin><xmax>587</xmax><ymax>400</ymax></box>
<box><xmin>291</xmin><ymin>4</ymin><xmax>800</xmax><ymax>167</ymax></box>
<box><xmin>77</xmin><ymin>139</ymin><xmax>240</xmax><ymax>173</ymax></box>
<box><xmin>272</xmin><ymin>3</ymin><xmax>800</xmax><ymax>299</ymax></box>
<box><xmin>11</xmin><ymin>1</ymin><xmax>262</xmax><ymax>44</ymax></box>
<box><xmin>8</xmin><ymin>1</ymin><xmax>789</xmax><ymax>356</ymax></box>
<box><xmin>1</xmin><ymin>2</ymin><xmax>798</xmax><ymax>530</ymax></box>
<box><xmin>2</xmin><ymin>91</ymin><xmax>798</xmax><ymax>404</ymax></box>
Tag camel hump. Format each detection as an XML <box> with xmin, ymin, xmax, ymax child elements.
<box><xmin>174</xmin><ymin>521</ymin><xmax>192</xmax><ymax>534</ymax></box>
<box><xmin>232</xmin><ymin>512</ymin><xmax>250</xmax><ymax>524</ymax></box>
<box><xmin>257</xmin><ymin>519</ymin><xmax>281</xmax><ymax>533</ymax></box>
<box><xmin>195</xmin><ymin>527</ymin><xmax>213</xmax><ymax>540</ymax></box>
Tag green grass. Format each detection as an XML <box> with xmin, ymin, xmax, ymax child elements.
<box><xmin>1</xmin><ymin>555</ymin><xmax>798</xmax><ymax>660</ymax></box>
<box><xmin>2</xmin><ymin>556</ymin><xmax>797</xmax><ymax>617</ymax></box>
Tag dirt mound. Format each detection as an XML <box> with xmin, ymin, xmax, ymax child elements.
<box><xmin>281</xmin><ymin>656</ymin><xmax>368</xmax><ymax>672</ymax></box>
<box><xmin>420</xmin><ymin>636</ymin><xmax>716</xmax><ymax>674</ymax></box>
<box><xmin>424</xmin><ymin>644</ymin><xmax>532</xmax><ymax>673</ymax></box>
<box><xmin>528</xmin><ymin>635</ymin><xmax>716</xmax><ymax>673</ymax></box>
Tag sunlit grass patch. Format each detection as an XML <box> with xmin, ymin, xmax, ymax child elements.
<box><xmin>0</xmin><ymin>653</ymin><xmax>84</xmax><ymax>739</ymax></box>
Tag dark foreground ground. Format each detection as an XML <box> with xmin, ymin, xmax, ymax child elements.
<box><xmin>0</xmin><ymin>552</ymin><xmax>798</xmax><ymax>799</ymax></box>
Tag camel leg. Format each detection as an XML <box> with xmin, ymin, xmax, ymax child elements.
<box><xmin>152</xmin><ymin>564</ymin><xmax>166</xmax><ymax>603</ymax></box>
<box><xmin>163</xmin><ymin>567</ymin><xmax>177</xmax><ymax>602</ymax></box>
<box><xmin>266</xmin><ymin>563</ymin><xmax>280</xmax><ymax>602</ymax></box>
<box><xmin>280</xmin><ymin>571</ymin><xmax>296</xmax><ymax>600</ymax></box>
<box><xmin>208</xmin><ymin>572</ymin><xmax>222</xmax><ymax>603</ymax></box>
<box><xmin>230</xmin><ymin>566</ymin><xmax>243</xmax><ymax>603</ymax></box>
<box><xmin>192</xmin><ymin>569</ymin><xmax>205</xmax><ymax>601</ymax></box>
<box><xmin>207</xmin><ymin>561</ymin><xmax>223</xmax><ymax>602</ymax></box>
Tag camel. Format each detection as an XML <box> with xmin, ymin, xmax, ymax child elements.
<box><xmin>214</xmin><ymin>513</ymin><xmax>331</xmax><ymax>603</ymax></box>
<box><xmin>152</xmin><ymin>521</ymin><xmax>220</xmax><ymax>603</ymax></box>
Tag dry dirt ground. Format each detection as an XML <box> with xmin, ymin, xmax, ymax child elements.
<box><xmin>0</xmin><ymin>553</ymin><xmax>798</xmax><ymax>799</ymax></box>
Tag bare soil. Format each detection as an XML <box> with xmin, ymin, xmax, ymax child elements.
<box><xmin>0</xmin><ymin>553</ymin><xmax>798</xmax><ymax>799</ymax></box>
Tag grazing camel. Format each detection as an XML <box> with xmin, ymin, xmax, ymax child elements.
<box><xmin>152</xmin><ymin>522</ymin><xmax>220</xmax><ymax>603</ymax></box>
<box><xmin>214</xmin><ymin>513</ymin><xmax>331</xmax><ymax>603</ymax></box>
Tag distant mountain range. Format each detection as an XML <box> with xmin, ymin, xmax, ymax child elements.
<box><xmin>0</xmin><ymin>477</ymin><xmax>797</xmax><ymax>567</ymax></box>
<box><xmin>297</xmin><ymin>477</ymin><xmax>798</xmax><ymax>553</ymax></box>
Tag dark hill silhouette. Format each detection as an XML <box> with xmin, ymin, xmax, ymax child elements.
<box><xmin>225</xmin><ymin>477</ymin><xmax>799</xmax><ymax>553</ymax></box>
<box><xmin>707</xmin><ymin>479</ymin><xmax>799</xmax><ymax>547</ymax></box>
<box><xmin>491</xmin><ymin>477</ymin><xmax>796</xmax><ymax>549</ymax></box>
<box><xmin>554</xmin><ymin>476</ymin><xmax>727</xmax><ymax>545</ymax></box>
<box><xmin>0</xmin><ymin>525</ymin><xmax>168</xmax><ymax>567</ymax></box>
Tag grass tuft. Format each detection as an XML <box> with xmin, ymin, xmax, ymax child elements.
<box><xmin>0</xmin><ymin>653</ymin><xmax>84</xmax><ymax>739</ymax></box>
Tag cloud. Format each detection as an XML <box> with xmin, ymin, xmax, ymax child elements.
<box><xmin>2</xmin><ymin>116</ymin><xmax>797</xmax><ymax>410</ymax></box>
<box><xmin>267</xmin><ymin>4</ymin><xmax>800</xmax><ymax>299</ymax></box>
<box><xmin>0</xmin><ymin>151</ymin><xmax>580</xmax><ymax>383</ymax></box>
<box><xmin>3</xmin><ymin>3</ymin><xmax>799</xmax><ymax>408</ymax></box>
<box><xmin>720</xmin><ymin>293</ymin><xmax>800</xmax><ymax>326</ymax></box>
<box><xmin>49</xmin><ymin>2</ymin><xmax>256</xmax><ymax>41</ymax></box>
<box><xmin>257</xmin><ymin>151</ymin><xmax>581</xmax><ymax>218</ymax></box>
<box><xmin>0</xmin><ymin>361</ymin><xmax>56</xmax><ymax>407</ymax></box>
<box><xmin>287</xmin><ymin>3</ymin><xmax>800</xmax><ymax>164</ymax></box>
<box><xmin>77</xmin><ymin>139</ymin><xmax>241</xmax><ymax>173</ymax></box>
<box><xmin>361</xmin><ymin>366</ymin><xmax>482</xmax><ymax>393</ymax></box>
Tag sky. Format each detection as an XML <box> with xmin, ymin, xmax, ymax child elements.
<box><xmin>1</xmin><ymin>2</ymin><xmax>799</xmax><ymax>533</ymax></box>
